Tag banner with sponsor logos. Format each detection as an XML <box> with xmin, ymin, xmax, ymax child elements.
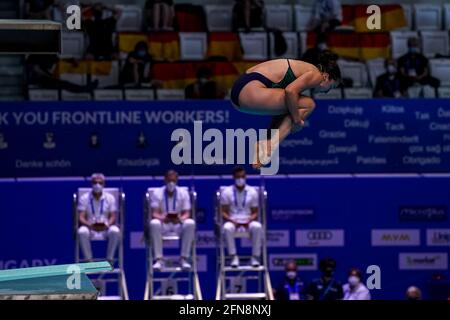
<box><xmin>1</xmin><ymin>99</ymin><xmax>450</xmax><ymax>177</ymax></box>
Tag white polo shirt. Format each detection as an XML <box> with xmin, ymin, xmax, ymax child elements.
<box><xmin>220</xmin><ymin>184</ymin><xmax>259</xmax><ymax>223</ymax></box>
<box><xmin>77</xmin><ymin>191</ymin><xmax>117</xmax><ymax>222</ymax></box>
<box><xmin>150</xmin><ymin>186</ymin><xmax>191</xmax><ymax>216</ymax></box>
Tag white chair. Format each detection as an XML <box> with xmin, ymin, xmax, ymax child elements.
<box><xmin>179</xmin><ymin>32</ymin><xmax>207</xmax><ymax>61</ymax></box>
<box><xmin>94</xmin><ymin>89</ymin><xmax>123</xmax><ymax>101</ymax></box>
<box><xmin>143</xmin><ymin>187</ymin><xmax>202</xmax><ymax>300</ymax></box>
<box><xmin>115</xmin><ymin>5</ymin><xmax>143</xmax><ymax>32</ymax></box>
<box><xmin>400</xmin><ymin>4</ymin><xmax>413</xmax><ymax>30</ymax></box>
<box><xmin>156</xmin><ymin>89</ymin><xmax>185</xmax><ymax>100</ymax></box>
<box><xmin>422</xmin><ymin>85</ymin><xmax>436</xmax><ymax>98</ymax></box>
<box><xmin>298</xmin><ymin>32</ymin><xmax>308</xmax><ymax>56</ymax></box>
<box><xmin>204</xmin><ymin>5</ymin><xmax>233</xmax><ymax>31</ymax></box>
<box><xmin>367</xmin><ymin>58</ymin><xmax>386</xmax><ymax>88</ymax></box>
<box><xmin>344</xmin><ymin>88</ymin><xmax>373</xmax><ymax>99</ymax></box>
<box><xmin>314</xmin><ymin>88</ymin><xmax>342</xmax><ymax>99</ymax></box>
<box><xmin>61</xmin><ymin>90</ymin><xmax>91</xmax><ymax>101</ymax></box>
<box><xmin>337</xmin><ymin>60</ymin><xmax>369</xmax><ymax>88</ymax></box>
<box><xmin>214</xmin><ymin>186</ymin><xmax>273</xmax><ymax>300</ymax></box>
<box><xmin>61</xmin><ymin>31</ymin><xmax>85</xmax><ymax>59</ymax></box>
<box><xmin>91</xmin><ymin>61</ymin><xmax>120</xmax><ymax>88</ymax></box>
<box><xmin>73</xmin><ymin>187</ymin><xmax>129</xmax><ymax>300</ymax></box>
<box><xmin>294</xmin><ymin>5</ymin><xmax>313</xmax><ymax>31</ymax></box>
<box><xmin>269</xmin><ymin>32</ymin><xmax>299</xmax><ymax>59</ymax></box>
<box><xmin>28</xmin><ymin>89</ymin><xmax>59</xmax><ymax>101</ymax></box>
<box><xmin>429</xmin><ymin>58</ymin><xmax>450</xmax><ymax>87</ymax></box>
<box><xmin>414</xmin><ymin>4</ymin><xmax>442</xmax><ymax>30</ymax></box>
<box><xmin>390</xmin><ymin>31</ymin><xmax>419</xmax><ymax>59</ymax></box>
<box><xmin>445</xmin><ymin>4</ymin><xmax>450</xmax><ymax>30</ymax></box>
<box><xmin>265</xmin><ymin>5</ymin><xmax>293</xmax><ymax>32</ymax></box>
<box><xmin>420</xmin><ymin>31</ymin><xmax>449</xmax><ymax>58</ymax></box>
<box><xmin>438</xmin><ymin>87</ymin><xmax>450</xmax><ymax>98</ymax></box>
<box><xmin>239</xmin><ymin>32</ymin><xmax>268</xmax><ymax>60</ymax></box>
<box><xmin>124</xmin><ymin>89</ymin><xmax>155</xmax><ymax>101</ymax></box>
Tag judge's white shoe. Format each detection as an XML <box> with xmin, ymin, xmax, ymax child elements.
<box><xmin>230</xmin><ymin>255</ymin><xmax>240</xmax><ymax>268</ymax></box>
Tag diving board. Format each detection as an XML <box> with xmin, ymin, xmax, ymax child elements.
<box><xmin>0</xmin><ymin>262</ymin><xmax>111</xmax><ymax>300</ymax></box>
<box><xmin>0</xmin><ymin>19</ymin><xmax>62</xmax><ymax>54</ymax></box>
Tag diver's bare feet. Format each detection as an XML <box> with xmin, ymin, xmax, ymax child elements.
<box><xmin>252</xmin><ymin>139</ymin><xmax>272</xmax><ymax>169</ymax></box>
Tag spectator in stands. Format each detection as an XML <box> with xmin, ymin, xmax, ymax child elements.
<box><xmin>373</xmin><ymin>58</ymin><xmax>406</xmax><ymax>98</ymax></box>
<box><xmin>26</xmin><ymin>54</ymin><xmax>98</xmax><ymax>94</ymax></box>
<box><xmin>305</xmin><ymin>257</ymin><xmax>344</xmax><ymax>300</ymax></box>
<box><xmin>398</xmin><ymin>37</ymin><xmax>440</xmax><ymax>95</ymax></box>
<box><xmin>25</xmin><ymin>0</ymin><xmax>55</xmax><ymax>19</ymax></box>
<box><xmin>84</xmin><ymin>2</ymin><xmax>121</xmax><ymax>60</ymax></box>
<box><xmin>405</xmin><ymin>286</ymin><xmax>422</xmax><ymax>300</ymax></box>
<box><xmin>145</xmin><ymin>0</ymin><xmax>175</xmax><ymax>31</ymax></box>
<box><xmin>232</xmin><ymin>0</ymin><xmax>265</xmax><ymax>32</ymax></box>
<box><xmin>301</xmin><ymin>33</ymin><xmax>329</xmax><ymax>66</ymax></box>
<box><xmin>274</xmin><ymin>260</ymin><xmax>306</xmax><ymax>300</ymax></box>
<box><xmin>308</xmin><ymin>0</ymin><xmax>342</xmax><ymax>32</ymax></box>
<box><xmin>120</xmin><ymin>41</ymin><xmax>154</xmax><ymax>88</ymax></box>
<box><xmin>342</xmin><ymin>268</ymin><xmax>371</xmax><ymax>300</ymax></box>
<box><xmin>185</xmin><ymin>66</ymin><xmax>224</xmax><ymax>99</ymax></box>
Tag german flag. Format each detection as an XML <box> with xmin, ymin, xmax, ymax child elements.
<box><xmin>57</xmin><ymin>60</ymin><xmax>113</xmax><ymax>76</ymax></box>
<box><xmin>118</xmin><ymin>32</ymin><xmax>180</xmax><ymax>61</ymax></box>
<box><xmin>207</xmin><ymin>32</ymin><xmax>243</xmax><ymax>61</ymax></box>
<box><xmin>118</xmin><ymin>33</ymin><xmax>149</xmax><ymax>55</ymax></box>
<box><xmin>360</xmin><ymin>32</ymin><xmax>390</xmax><ymax>60</ymax></box>
<box><xmin>153</xmin><ymin>61</ymin><xmax>242</xmax><ymax>90</ymax></box>
<box><xmin>353</xmin><ymin>4</ymin><xmax>406</xmax><ymax>32</ymax></box>
<box><xmin>306</xmin><ymin>32</ymin><xmax>390</xmax><ymax>61</ymax></box>
<box><xmin>148</xmin><ymin>32</ymin><xmax>180</xmax><ymax>61</ymax></box>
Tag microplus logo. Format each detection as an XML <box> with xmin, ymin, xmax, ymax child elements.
<box><xmin>170</xmin><ymin>121</ymin><xmax>280</xmax><ymax>175</ymax></box>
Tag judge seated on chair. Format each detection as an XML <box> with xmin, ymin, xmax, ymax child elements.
<box><xmin>149</xmin><ymin>170</ymin><xmax>196</xmax><ymax>271</ymax></box>
<box><xmin>220</xmin><ymin>166</ymin><xmax>263</xmax><ymax>268</ymax></box>
<box><xmin>77</xmin><ymin>173</ymin><xmax>121</xmax><ymax>265</ymax></box>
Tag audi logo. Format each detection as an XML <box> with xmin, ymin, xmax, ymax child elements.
<box><xmin>307</xmin><ymin>231</ymin><xmax>333</xmax><ymax>240</ymax></box>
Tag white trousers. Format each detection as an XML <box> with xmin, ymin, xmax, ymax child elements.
<box><xmin>149</xmin><ymin>218</ymin><xmax>196</xmax><ymax>259</ymax></box>
<box><xmin>222</xmin><ymin>221</ymin><xmax>263</xmax><ymax>257</ymax></box>
<box><xmin>78</xmin><ymin>225</ymin><xmax>121</xmax><ymax>261</ymax></box>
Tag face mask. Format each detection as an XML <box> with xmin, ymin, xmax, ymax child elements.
<box><xmin>137</xmin><ymin>50</ymin><xmax>146</xmax><ymax>58</ymax></box>
<box><xmin>166</xmin><ymin>181</ymin><xmax>176</xmax><ymax>193</ymax></box>
<box><xmin>286</xmin><ymin>271</ymin><xmax>297</xmax><ymax>280</ymax></box>
<box><xmin>387</xmin><ymin>65</ymin><xmax>396</xmax><ymax>74</ymax></box>
<box><xmin>317</xmin><ymin>43</ymin><xmax>327</xmax><ymax>51</ymax></box>
<box><xmin>348</xmin><ymin>276</ymin><xmax>360</xmax><ymax>286</ymax></box>
<box><xmin>409</xmin><ymin>47</ymin><xmax>419</xmax><ymax>54</ymax></box>
<box><xmin>235</xmin><ymin>178</ymin><xmax>246</xmax><ymax>187</ymax></box>
<box><xmin>92</xmin><ymin>183</ymin><xmax>103</xmax><ymax>194</ymax></box>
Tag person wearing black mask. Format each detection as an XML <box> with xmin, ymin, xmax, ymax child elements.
<box><xmin>373</xmin><ymin>58</ymin><xmax>406</xmax><ymax>98</ymax></box>
<box><xmin>84</xmin><ymin>3</ymin><xmax>121</xmax><ymax>60</ymax></box>
<box><xmin>274</xmin><ymin>260</ymin><xmax>306</xmax><ymax>300</ymax></box>
<box><xmin>185</xmin><ymin>66</ymin><xmax>223</xmax><ymax>99</ymax></box>
<box><xmin>305</xmin><ymin>257</ymin><xmax>344</xmax><ymax>300</ymax></box>
<box><xmin>397</xmin><ymin>37</ymin><xmax>440</xmax><ymax>94</ymax></box>
<box><xmin>120</xmin><ymin>41</ymin><xmax>154</xmax><ymax>87</ymax></box>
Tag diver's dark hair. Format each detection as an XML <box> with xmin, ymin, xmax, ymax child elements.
<box><xmin>316</xmin><ymin>50</ymin><xmax>341</xmax><ymax>82</ymax></box>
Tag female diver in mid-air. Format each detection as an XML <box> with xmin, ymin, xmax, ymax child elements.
<box><xmin>230</xmin><ymin>51</ymin><xmax>341</xmax><ymax>168</ymax></box>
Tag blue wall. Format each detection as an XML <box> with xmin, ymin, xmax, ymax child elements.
<box><xmin>0</xmin><ymin>175</ymin><xmax>448</xmax><ymax>300</ymax></box>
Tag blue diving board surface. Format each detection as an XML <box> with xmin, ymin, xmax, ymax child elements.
<box><xmin>0</xmin><ymin>262</ymin><xmax>111</xmax><ymax>300</ymax></box>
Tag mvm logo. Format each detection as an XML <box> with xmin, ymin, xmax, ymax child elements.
<box><xmin>382</xmin><ymin>234</ymin><xmax>410</xmax><ymax>241</ymax></box>
<box><xmin>372</xmin><ymin>229</ymin><xmax>420</xmax><ymax>246</ymax></box>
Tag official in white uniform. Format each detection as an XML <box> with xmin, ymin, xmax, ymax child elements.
<box><xmin>149</xmin><ymin>170</ymin><xmax>196</xmax><ymax>270</ymax></box>
<box><xmin>77</xmin><ymin>173</ymin><xmax>121</xmax><ymax>264</ymax></box>
<box><xmin>220</xmin><ymin>166</ymin><xmax>263</xmax><ymax>268</ymax></box>
<box><xmin>342</xmin><ymin>268</ymin><xmax>371</xmax><ymax>300</ymax></box>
